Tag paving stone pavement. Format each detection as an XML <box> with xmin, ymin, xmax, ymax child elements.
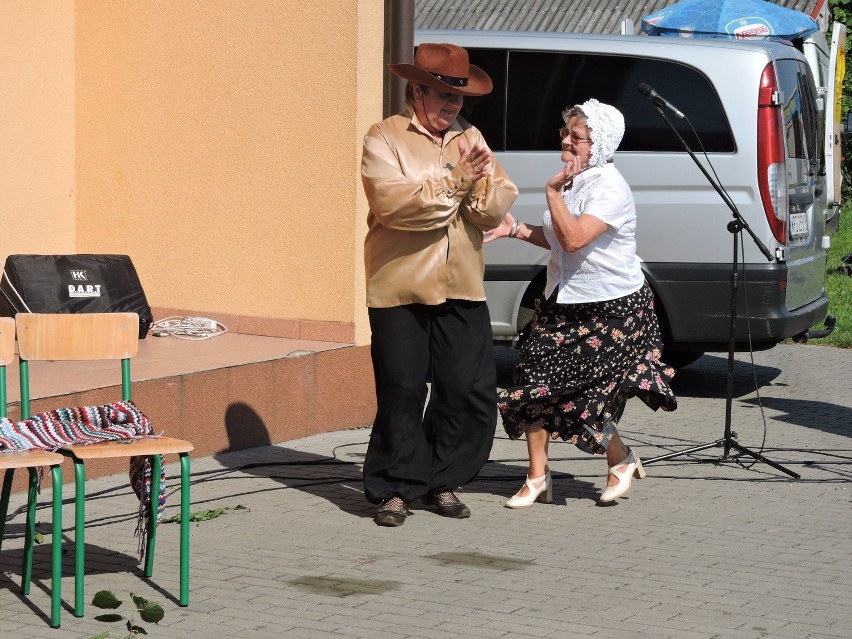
<box><xmin>1</xmin><ymin>343</ymin><xmax>851</xmax><ymax>638</ymax></box>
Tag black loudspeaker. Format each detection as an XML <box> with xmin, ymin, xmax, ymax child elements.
<box><xmin>0</xmin><ymin>254</ymin><xmax>154</xmax><ymax>338</ymax></box>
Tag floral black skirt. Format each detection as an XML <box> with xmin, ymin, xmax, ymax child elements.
<box><xmin>497</xmin><ymin>283</ymin><xmax>677</xmax><ymax>455</ymax></box>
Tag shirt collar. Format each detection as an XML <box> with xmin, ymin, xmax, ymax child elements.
<box><xmin>405</xmin><ymin>107</ymin><xmax>465</xmax><ymax>145</ymax></box>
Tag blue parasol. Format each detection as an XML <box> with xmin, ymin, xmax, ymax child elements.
<box><xmin>641</xmin><ymin>0</ymin><xmax>820</xmax><ymax>41</ymax></box>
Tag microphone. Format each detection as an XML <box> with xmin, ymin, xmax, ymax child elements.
<box><xmin>638</xmin><ymin>82</ymin><xmax>685</xmax><ymax>119</ymax></box>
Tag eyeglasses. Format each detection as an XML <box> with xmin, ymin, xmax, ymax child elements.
<box><xmin>559</xmin><ymin>127</ymin><xmax>592</xmax><ymax>144</ymax></box>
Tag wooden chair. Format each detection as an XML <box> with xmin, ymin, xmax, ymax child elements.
<box><xmin>16</xmin><ymin>312</ymin><xmax>193</xmax><ymax>618</ymax></box>
<box><xmin>0</xmin><ymin>316</ymin><xmax>64</xmax><ymax>628</ymax></box>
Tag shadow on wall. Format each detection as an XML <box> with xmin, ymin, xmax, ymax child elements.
<box><xmin>222</xmin><ymin>402</ymin><xmax>273</xmax><ymax>452</ymax></box>
<box><xmin>212</xmin><ymin>401</ymin><xmax>373</xmax><ymax>518</ymax></box>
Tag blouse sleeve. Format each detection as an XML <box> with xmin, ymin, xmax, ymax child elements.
<box><xmin>361</xmin><ymin>122</ymin><xmax>518</xmax><ymax>232</ymax></box>
<box><xmin>580</xmin><ymin>175</ymin><xmax>633</xmax><ymax>229</ymax></box>
<box><xmin>456</xmin><ymin>130</ymin><xmax>519</xmax><ymax>232</ymax></box>
<box><xmin>361</xmin><ymin>123</ymin><xmax>475</xmax><ymax>232</ymax></box>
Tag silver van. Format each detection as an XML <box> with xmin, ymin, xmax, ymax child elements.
<box><xmin>415</xmin><ymin>29</ymin><xmax>844</xmax><ymax>366</ymax></box>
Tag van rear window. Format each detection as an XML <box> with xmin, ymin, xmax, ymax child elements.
<box><xmin>775</xmin><ymin>58</ymin><xmax>823</xmax><ymax>165</ymax></box>
<box><xmin>460</xmin><ymin>49</ymin><xmax>735</xmax><ymax>154</ymax></box>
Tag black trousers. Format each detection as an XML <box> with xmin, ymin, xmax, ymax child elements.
<box><xmin>363</xmin><ymin>300</ymin><xmax>497</xmax><ymax>504</ymax></box>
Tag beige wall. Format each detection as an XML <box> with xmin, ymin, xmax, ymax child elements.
<box><xmin>0</xmin><ymin>0</ymin><xmax>383</xmax><ymax>346</ymax></box>
<box><xmin>0</xmin><ymin>1</ymin><xmax>76</xmax><ymax>256</ymax></box>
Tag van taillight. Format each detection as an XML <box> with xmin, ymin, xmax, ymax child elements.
<box><xmin>757</xmin><ymin>64</ymin><xmax>788</xmax><ymax>245</ymax></box>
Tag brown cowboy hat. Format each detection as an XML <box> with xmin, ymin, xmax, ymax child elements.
<box><xmin>389</xmin><ymin>43</ymin><xmax>492</xmax><ymax>97</ymax></box>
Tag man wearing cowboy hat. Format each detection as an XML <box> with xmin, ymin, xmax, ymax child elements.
<box><xmin>361</xmin><ymin>43</ymin><xmax>518</xmax><ymax>527</ymax></box>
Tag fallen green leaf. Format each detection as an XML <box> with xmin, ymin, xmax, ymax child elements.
<box><xmin>162</xmin><ymin>504</ymin><xmax>248</xmax><ymax>524</ymax></box>
<box><xmin>92</xmin><ymin>590</ymin><xmax>123</xmax><ymax>610</ymax></box>
<box><xmin>138</xmin><ymin>601</ymin><xmax>164</xmax><ymax>624</ymax></box>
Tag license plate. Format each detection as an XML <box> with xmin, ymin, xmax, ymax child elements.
<box><xmin>789</xmin><ymin>212</ymin><xmax>809</xmax><ymax>238</ymax></box>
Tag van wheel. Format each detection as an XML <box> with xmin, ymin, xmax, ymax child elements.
<box><xmin>661</xmin><ymin>349</ymin><xmax>704</xmax><ymax>369</ymax></box>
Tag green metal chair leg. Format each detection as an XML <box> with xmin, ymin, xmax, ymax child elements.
<box><xmin>21</xmin><ymin>467</ymin><xmax>38</xmax><ymax>595</ymax></box>
<box><xmin>142</xmin><ymin>453</ymin><xmax>189</xmax><ymax>605</ymax></box>
<box><xmin>73</xmin><ymin>458</ymin><xmax>86</xmax><ymax>618</ymax></box>
<box><xmin>179</xmin><ymin>452</ymin><xmax>190</xmax><ymax>606</ymax></box>
<box><xmin>0</xmin><ymin>468</ymin><xmax>14</xmax><ymax>550</ymax></box>
<box><xmin>0</xmin><ymin>464</ymin><xmax>63</xmax><ymax>627</ymax></box>
<box><xmin>49</xmin><ymin>464</ymin><xmax>63</xmax><ymax>628</ymax></box>
<box><xmin>143</xmin><ymin>454</ymin><xmax>162</xmax><ymax>578</ymax></box>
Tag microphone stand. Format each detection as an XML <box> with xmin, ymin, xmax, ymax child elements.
<box><xmin>641</xmin><ymin>104</ymin><xmax>799</xmax><ymax>479</ymax></box>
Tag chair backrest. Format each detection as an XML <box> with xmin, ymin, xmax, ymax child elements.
<box><xmin>16</xmin><ymin>313</ymin><xmax>139</xmax><ymax>419</ymax></box>
<box><xmin>0</xmin><ymin>316</ymin><xmax>14</xmax><ymax>417</ymax></box>
<box><xmin>0</xmin><ymin>316</ymin><xmax>14</xmax><ymax>366</ymax></box>
<box><xmin>16</xmin><ymin>313</ymin><xmax>139</xmax><ymax>362</ymax></box>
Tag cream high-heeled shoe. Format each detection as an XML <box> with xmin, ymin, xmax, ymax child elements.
<box><xmin>505</xmin><ymin>469</ymin><xmax>552</xmax><ymax>508</ymax></box>
<box><xmin>599</xmin><ymin>448</ymin><xmax>646</xmax><ymax>503</ymax></box>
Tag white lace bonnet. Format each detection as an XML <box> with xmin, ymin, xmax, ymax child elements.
<box><xmin>573</xmin><ymin>99</ymin><xmax>625</xmax><ymax>167</ymax></box>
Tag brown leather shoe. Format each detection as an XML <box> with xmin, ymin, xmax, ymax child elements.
<box><xmin>374</xmin><ymin>496</ymin><xmax>411</xmax><ymax>527</ymax></box>
<box><xmin>422</xmin><ymin>490</ymin><xmax>471</xmax><ymax>518</ymax></box>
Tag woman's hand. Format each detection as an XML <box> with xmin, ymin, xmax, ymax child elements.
<box><xmin>546</xmin><ymin>155</ymin><xmax>583</xmax><ymax>192</ymax></box>
<box><xmin>483</xmin><ymin>212</ymin><xmax>516</xmax><ymax>244</ymax></box>
<box><xmin>458</xmin><ymin>140</ymin><xmax>493</xmax><ymax>183</ymax></box>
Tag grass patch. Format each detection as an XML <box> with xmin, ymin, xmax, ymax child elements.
<box><xmin>805</xmin><ymin>202</ymin><xmax>852</xmax><ymax>348</ymax></box>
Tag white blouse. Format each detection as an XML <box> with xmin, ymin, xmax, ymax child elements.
<box><xmin>543</xmin><ymin>163</ymin><xmax>644</xmax><ymax>304</ymax></box>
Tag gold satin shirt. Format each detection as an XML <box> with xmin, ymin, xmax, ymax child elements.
<box><xmin>362</xmin><ymin>110</ymin><xmax>518</xmax><ymax>308</ymax></box>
